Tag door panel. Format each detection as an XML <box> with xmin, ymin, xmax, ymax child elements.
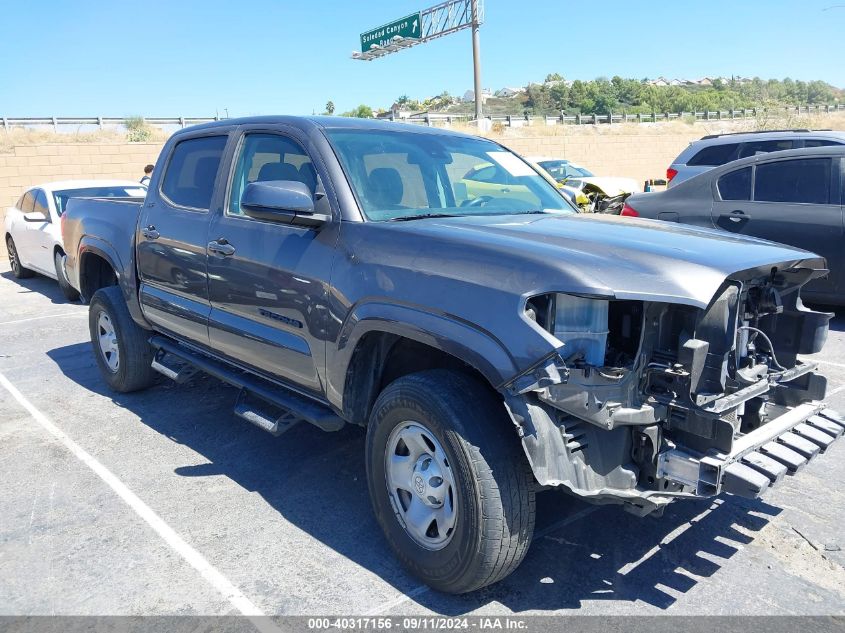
<box><xmin>712</xmin><ymin>157</ymin><xmax>843</xmax><ymax>299</ymax></box>
<box><xmin>137</xmin><ymin>134</ymin><xmax>229</xmax><ymax>345</ymax></box>
<box><xmin>13</xmin><ymin>191</ymin><xmax>38</xmax><ymax>268</ymax></box>
<box><xmin>206</xmin><ymin>130</ymin><xmax>336</xmax><ymax>395</ymax></box>
<box><xmin>28</xmin><ymin>189</ymin><xmax>55</xmax><ymax>274</ymax></box>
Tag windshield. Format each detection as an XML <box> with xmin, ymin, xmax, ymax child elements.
<box><xmin>537</xmin><ymin>160</ymin><xmax>594</xmax><ymax>180</ymax></box>
<box><xmin>53</xmin><ymin>185</ymin><xmax>147</xmax><ymax>216</ymax></box>
<box><xmin>324</xmin><ymin>129</ymin><xmax>576</xmax><ymax>221</ymax></box>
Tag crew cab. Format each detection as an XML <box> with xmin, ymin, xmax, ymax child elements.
<box><xmin>62</xmin><ymin>116</ymin><xmax>844</xmax><ymax>594</ymax></box>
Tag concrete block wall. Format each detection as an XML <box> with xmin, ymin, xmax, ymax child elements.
<box><xmin>0</xmin><ymin>142</ymin><xmax>164</xmax><ymax>258</ymax></box>
<box><xmin>499</xmin><ymin>133</ymin><xmax>695</xmax><ymax>187</ymax></box>
<box><xmin>0</xmin><ymin>133</ymin><xmax>697</xmax><ymax>259</ymax></box>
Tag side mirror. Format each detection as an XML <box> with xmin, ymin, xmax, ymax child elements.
<box><xmin>241</xmin><ymin>181</ymin><xmax>329</xmax><ymax>228</ymax></box>
<box><xmin>23</xmin><ymin>211</ymin><xmax>49</xmax><ymax>223</ymax></box>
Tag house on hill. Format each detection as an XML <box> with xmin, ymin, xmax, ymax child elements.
<box><xmin>462</xmin><ymin>88</ymin><xmax>492</xmax><ymax>103</ymax></box>
<box><xmin>494</xmin><ymin>86</ymin><xmax>524</xmax><ymax>98</ymax></box>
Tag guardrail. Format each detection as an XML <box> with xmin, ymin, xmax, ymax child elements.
<box><xmin>3</xmin><ymin>104</ymin><xmax>844</xmax><ymax>133</ymax></box>
<box><xmin>0</xmin><ymin>116</ymin><xmax>221</xmax><ymax>132</ymax></box>
<box><xmin>390</xmin><ymin>103</ymin><xmax>845</xmax><ymax>127</ymax></box>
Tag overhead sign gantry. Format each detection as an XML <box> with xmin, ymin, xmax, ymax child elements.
<box><xmin>352</xmin><ymin>0</ymin><xmax>485</xmax><ymax>120</ymax></box>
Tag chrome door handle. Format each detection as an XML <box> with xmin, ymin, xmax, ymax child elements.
<box><xmin>142</xmin><ymin>225</ymin><xmax>160</xmax><ymax>239</ymax></box>
<box><xmin>720</xmin><ymin>210</ymin><xmax>750</xmax><ymax>223</ymax></box>
<box><xmin>207</xmin><ymin>239</ymin><xmax>235</xmax><ymax>257</ymax></box>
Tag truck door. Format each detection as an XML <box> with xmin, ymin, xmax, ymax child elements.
<box><xmin>137</xmin><ymin>133</ymin><xmax>229</xmax><ymax>345</ymax></box>
<box><xmin>205</xmin><ymin>128</ymin><xmax>337</xmax><ymax>396</ymax></box>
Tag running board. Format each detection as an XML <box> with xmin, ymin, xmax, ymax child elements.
<box><xmin>149</xmin><ymin>335</ymin><xmax>345</xmax><ymax>433</ymax></box>
<box><xmin>234</xmin><ymin>389</ymin><xmax>301</xmax><ymax>436</ymax></box>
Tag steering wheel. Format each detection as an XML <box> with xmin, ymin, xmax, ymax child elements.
<box><xmin>461</xmin><ymin>195</ymin><xmax>494</xmax><ymax>208</ymax></box>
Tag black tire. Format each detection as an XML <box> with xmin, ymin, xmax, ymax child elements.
<box><xmin>6</xmin><ymin>235</ymin><xmax>34</xmax><ymax>279</ymax></box>
<box><xmin>54</xmin><ymin>251</ymin><xmax>80</xmax><ymax>301</ymax></box>
<box><xmin>88</xmin><ymin>285</ymin><xmax>156</xmax><ymax>393</ymax></box>
<box><xmin>366</xmin><ymin>369</ymin><xmax>536</xmax><ymax>594</ymax></box>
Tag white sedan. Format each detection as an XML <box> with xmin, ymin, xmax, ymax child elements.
<box><xmin>528</xmin><ymin>156</ymin><xmax>641</xmax><ymax>197</ymax></box>
<box><xmin>4</xmin><ymin>180</ymin><xmax>147</xmax><ymax>300</ymax></box>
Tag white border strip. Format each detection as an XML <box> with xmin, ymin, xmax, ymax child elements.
<box><xmin>0</xmin><ymin>372</ymin><xmax>280</xmax><ymax>631</ymax></box>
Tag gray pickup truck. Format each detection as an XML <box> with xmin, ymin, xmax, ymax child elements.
<box><xmin>62</xmin><ymin>116</ymin><xmax>844</xmax><ymax>594</ymax></box>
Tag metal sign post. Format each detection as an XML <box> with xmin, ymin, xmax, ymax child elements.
<box><xmin>352</xmin><ymin>0</ymin><xmax>485</xmax><ymax>120</ymax></box>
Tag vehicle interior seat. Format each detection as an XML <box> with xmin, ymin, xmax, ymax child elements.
<box><xmin>298</xmin><ymin>163</ymin><xmax>318</xmax><ymax>194</ymax></box>
<box><xmin>257</xmin><ymin>161</ymin><xmax>301</xmax><ymax>183</ymax></box>
<box><xmin>182</xmin><ymin>156</ymin><xmax>220</xmax><ymax>208</ymax></box>
<box><xmin>368</xmin><ymin>167</ymin><xmax>405</xmax><ymax>208</ymax></box>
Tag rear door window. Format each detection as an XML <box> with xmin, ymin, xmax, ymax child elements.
<box><xmin>737</xmin><ymin>139</ymin><xmax>794</xmax><ymax>159</ymax></box>
<box><xmin>717</xmin><ymin>167</ymin><xmax>752</xmax><ymax>201</ymax></box>
<box><xmin>687</xmin><ymin>143</ymin><xmax>740</xmax><ymax>166</ymax></box>
<box><xmin>754</xmin><ymin>158</ymin><xmax>832</xmax><ymax>204</ymax></box>
<box><xmin>20</xmin><ymin>191</ymin><xmax>35</xmax><ymax>212</ymax></box>
<box><xmin>803</xmin><ymin>139</ymin><xmax>843</xmax><ymax>148</ymax></box>
<box><xmin>33</xmin><ymin>189</ymin><xmax>50</xmax><ymax>217</ymax></box>
<box><xmin>160</xmin><ymin>135</ymin><xmax>228</xmax><ymax>210</ymax></box>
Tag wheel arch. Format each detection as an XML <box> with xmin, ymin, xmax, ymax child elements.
<box><xmin>334</xmin><ymin>302</ymin><xmax>519</xmax><ymax>426</ymax></box>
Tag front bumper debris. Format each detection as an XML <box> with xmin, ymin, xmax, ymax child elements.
<box><xmin>658</xmin><ymin>405</ymin><xmax>845</xmax><ymax>499</ymax></box>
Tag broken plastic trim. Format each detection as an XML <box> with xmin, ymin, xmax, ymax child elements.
<box><xmin>500</xmin><ymin>348</ymin><xmax>569</xmax><ymax>395</ymax></box>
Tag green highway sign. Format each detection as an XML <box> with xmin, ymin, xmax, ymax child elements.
<box><xmin>360</xmin><ymin>12</ymin><xmax>422</xmax><ymax>52</ymax></box>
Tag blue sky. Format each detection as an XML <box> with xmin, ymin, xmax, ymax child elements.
<box><xmin>2</xmin><ymin>0</ymin><xmax>843</xmax><ymax>117</ymax></box>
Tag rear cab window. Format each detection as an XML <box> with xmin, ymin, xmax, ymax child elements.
<box><xmin>160</xmin><ymin>135</ymin><xmax>228</xmax><ymax>210</ymax></box>
<box><xmin>754</xmin><ymin>158</ymin><xmax>832</xmax><ymax>204</ymax></box>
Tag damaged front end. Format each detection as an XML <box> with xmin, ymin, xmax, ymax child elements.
<box><xmin>505</xmin><ymin>259</ymin><xmax>843</xmax><ymax>515</ymax></box>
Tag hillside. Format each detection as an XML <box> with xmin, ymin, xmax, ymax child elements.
<box><xmin>354</xmin><ymin>76</ymin><xmax>844</xmax><ymax>118</ymax></box>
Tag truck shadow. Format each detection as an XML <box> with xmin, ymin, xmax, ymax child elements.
<box><xmin>48</xmin><ymin>341</ymin><xmax>781</xmax><ymax>614</ymax></box>
<box><xmin>0</xmin><ymin>270</ymin><xmax>74</xmax><ymax>305</ymax></box>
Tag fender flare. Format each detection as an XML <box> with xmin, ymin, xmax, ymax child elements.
<box><xmin>77</xmin><ymin>237</ymin><xmax>148</xmax><ymax>327</ymax></box>
<box><xmin>329</xmin><ymin>300</ymin><xmax>519</xmax><ymax>412</ymax></box>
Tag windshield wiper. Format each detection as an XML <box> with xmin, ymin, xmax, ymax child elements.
<box><xmin>388</xmin><ymin>213</ymin><xmax>461</xmax><ymax>222</ymax></box>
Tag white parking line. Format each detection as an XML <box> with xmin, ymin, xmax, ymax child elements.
<box><xmin>828</xmin><ymin>383</ymin><xmax>845</xmax><ymax>397</ymax></box>
<box><xmin>0</xmin><ymin>371</ymin><xmax>280</xmax><ymax>632</ymax></box>
<box><xmin>0</xmin><ymin>312</ymin><xmax>85</xmax><ymax>326</ymax></box>
<box><xmin>815</xmin><ymin>359</ymin><xmax>845</xmax><ymax>370</ymax></box>
<box><xmin>365</xmin><ymin>505</ymin><xmax>600</xmax><ymax>616</ymax></box>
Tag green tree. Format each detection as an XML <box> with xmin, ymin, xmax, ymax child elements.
<box><xmin>325</xmin><ymin>100</ymin><xmax>335</xmax><ymax>115</ymax></box>
<box><xmin>342</xmin><ymin>104</ymin><xmax>373</xmax><ymax>118</ymax></box>
<box><xmin>545</xmin><ymin>72</ymin><xmax>563</xmax><ymax>83</ymax></box>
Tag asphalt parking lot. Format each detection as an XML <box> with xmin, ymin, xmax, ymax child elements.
<box><xmin>1</xmin><ymin>259</ymin><xmax>844</xmax><ymax>617</ymax></box>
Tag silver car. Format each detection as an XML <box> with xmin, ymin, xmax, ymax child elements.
<box><xmin>624</xmin><ymin>145</ymin><xmax>845</xmax><ymax>305</ymax></box>
<box><xmin>667</xmin><ymin>129</ymin><xmax>845</xmax><ymax>188</ymax></box>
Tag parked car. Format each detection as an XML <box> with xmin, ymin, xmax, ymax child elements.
<box><xmin>4</xmin><ymin>180</ymin><xmax>147</xmax><ymax>299</ymax></box>
<box><xmin>529</xmin><ymin>156</ymin><xmax>640</xmax><ymax>212</ymax></box>
<box><xmin>529</xmin><ymin>156</ymin><xmax>640</xmax><ymax>196</ymax></box>
<box><xmin>666</xmin><ymin>129</ymin><xmax>845</xmax><ymax>187</ymax></box>
<box><xmin>62</xmin><ymin>116</ymin><xmax>842</xmax><ymax>594</ymax></box>
<box><xmin>624</xmin><ymin>146</ymin><xmax>844</xmax><ymax>305</ymax></box>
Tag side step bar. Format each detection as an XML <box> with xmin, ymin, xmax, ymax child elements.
<box><xmin>149</xmin><ymin>335</ymin><xmax>345</xmax><ymax>434</ymax></box>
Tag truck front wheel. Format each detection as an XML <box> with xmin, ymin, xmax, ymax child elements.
<box><xmin>366</xmin><ymin>369</ymin><xmax>536</xmax><ymax>594</ymax></box>
<box><xmin>88</xmin><ymin>286</ymin><xmax>156</xmax><ymax>393</ymax></box>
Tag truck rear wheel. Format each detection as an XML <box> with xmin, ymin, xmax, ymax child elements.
<box><xmin>88</xmin><ymin>286</ymin><xmax>156</xmax><ymax>393</ymax></box>
<box><xmin>366</xmin><ymin>369</ymin><xmax>536</xmax><ymax>594</ymax></box>
<box><xmin>7</xmin><ymin>236</ymin><xmax>34</xmax><ymax>279</ymax></box>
